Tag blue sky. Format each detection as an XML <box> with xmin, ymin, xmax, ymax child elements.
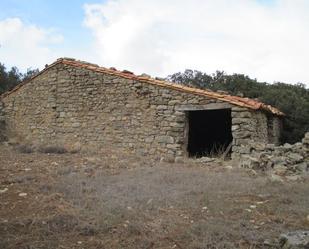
<box><xmin>0</xmin><ymin>0</ymin><xmax>308</xmax><ymax>85</ymax></box>
<box><xmin>0</xmin><ymin>0</ymin><xmax>91</xmax><ymax>30</ymax></box>
<box><xmin>0</xmin><ymin>0</ymin><xmax>94</xmax><ymax>50</ymax></box>
<box><xmin>0</xmin><ymin>0</ymin><xmax>274</xmax><ymax>44</ymax></box>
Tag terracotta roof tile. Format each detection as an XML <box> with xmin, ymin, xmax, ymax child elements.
<box><xmin>0</xmin><ymin>58</ymin><xmax>284</xmax><ymax>116</ymax></box>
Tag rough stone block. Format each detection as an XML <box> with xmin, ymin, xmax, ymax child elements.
<box><xmin>232</xmin><ymin>118</ymin><xmax>250</xmax><ymax>125</ymax></box>
<box><xmin>156</xmin><ymin>136</ymin><xmax>174</xmax><ymax>144</ymax></box>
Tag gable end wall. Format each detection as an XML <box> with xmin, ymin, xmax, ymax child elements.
<box><xmin>1</xmin><ymin>63</ymin><xmax>278</xmax><ymax>160</ymax></box>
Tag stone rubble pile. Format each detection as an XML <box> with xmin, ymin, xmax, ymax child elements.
<box><xmin>279</xmin><ymin>230</ymin><xmax>309</xmax><ymax>249</ymax></box>
<box><xmin>239</xmin><ymin>132</ymin><xmax>309</xmax><ymax>176</ymax></box>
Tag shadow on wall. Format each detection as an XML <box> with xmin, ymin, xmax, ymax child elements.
<box><xmin>0</xmin><ymin>121</ymin><xmax>6</xmax><ymax>142</ymax></box>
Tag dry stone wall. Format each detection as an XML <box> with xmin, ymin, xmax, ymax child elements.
<box><xmin>231</xmin><ymin>108</ymin><xmax>281</xmax><ymax>158</ymax></box>
<box><xmin>266</xmin><ymin>115</ymin><xmax>282</xmax><ymax>145</ymax></box>
<box><xmin>240</xmin><ymin>132</ymin><xmax>309</xmax><ymax>177</ymax></box>
<box><xmin>0</xmin><ymin>101</ymin><xmax>6</xmax><ymax>142</ymax></box>
<box><xmin>272</xmin><ymin>117</ymin><xmax>282</xmax><ymax>145</ymax></box>
<box><xmin>1</xmin><ymin>63</ymin><xmax>280</xmax><ymax>160</ymax></box>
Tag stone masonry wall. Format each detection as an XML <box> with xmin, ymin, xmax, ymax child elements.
<box><xmin>272</xmin><ymin>116</ymin><xmax>282</xmax><ymax>145</ymax></box>
<box><xmin>0</xmin><ymin>101</ymin><xmax>6</xmax><ymax>142</ymax></box>
<box><xmin>1</xmin><ymin>62</ymin><xmax>278</xmax><ymax>160</ymax></box>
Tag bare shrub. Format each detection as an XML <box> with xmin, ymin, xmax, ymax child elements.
<box><xmin>45</xmin><ymin>214</ymin><xmax>79</xmax><ymax>232</ymax></box>
<box><xmin>208</xmin><ymin>142</ymin><xmax>231</xmax><ymax>159</ymax></box>
<box><xmin>38</xmin><ymin>145</ymin><xmax>67</xmax><ymax>154</ymax></box>
<box><xmin>15</xmin><ymin>144</ymin><xmax>34</xmax><ymax>153</ymax></box>
<box><xmin>56</xmin><ymin>166</ymin><xmax>75</xmax><ymax>176</ymax></box>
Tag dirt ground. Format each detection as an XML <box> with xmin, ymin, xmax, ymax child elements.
<box><xmin>0</xmin><ymin>145</ymin><xmax>308</xmax><ymax>249</ymax></box>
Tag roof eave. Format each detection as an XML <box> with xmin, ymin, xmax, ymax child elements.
<box><xmin>0</xmin><ymin>58</ymin><xmax>285</xmax><ymax>116</ymax></box>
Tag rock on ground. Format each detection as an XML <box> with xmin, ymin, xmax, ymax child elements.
<box><xmin>279</xmin><ymin>231</ymin><xmax>309</xmax><ymax>249</ymax></box>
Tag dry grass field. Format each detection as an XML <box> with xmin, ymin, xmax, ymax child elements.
<box><xmin>0</xmin><ymin>145</ymin><xmax>308</xmax><ymax>249</ymax></box>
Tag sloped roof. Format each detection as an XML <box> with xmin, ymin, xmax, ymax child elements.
<box><xmin>1</xmin><ymin>58</ymin><xmax>284</xmax><ymax>116</ymax></box>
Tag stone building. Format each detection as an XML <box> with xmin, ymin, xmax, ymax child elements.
<box><xmin>0</xmin><ymin>58</ymin><xmax>284</xmax><ymax>160</ymax></box>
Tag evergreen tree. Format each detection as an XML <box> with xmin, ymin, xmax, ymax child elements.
<box><xmin>0</xmin><ymin>63</ymin><xmax>38</xmax><ymax>95</ymax></box>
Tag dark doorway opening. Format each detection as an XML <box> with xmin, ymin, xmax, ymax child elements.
<box><xmin>187</xmin><ymin>109</ymin><xmax>233</xmax><ymax>157</ymax></box>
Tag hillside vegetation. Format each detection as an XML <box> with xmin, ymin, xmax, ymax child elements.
<box><xmin>0</xmin><ymin>63</ymin><xmax>38</xmax><ymax>95</ymax></box>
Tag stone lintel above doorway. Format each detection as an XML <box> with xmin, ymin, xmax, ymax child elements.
<box><xmin>175</xmin><ymin>103</ymin><xmax>232</xmax><ymax>111</ymax></box>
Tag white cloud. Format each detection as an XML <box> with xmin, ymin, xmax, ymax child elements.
<box><xmin>84</xmin><ymin>0</ymin><xmax>309</xmax><ymax>85</ymax></box>
<box><xmin>0</xmin><ymin>18</ymin><xmax>63</xmax><ymax>71</ymax></box>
